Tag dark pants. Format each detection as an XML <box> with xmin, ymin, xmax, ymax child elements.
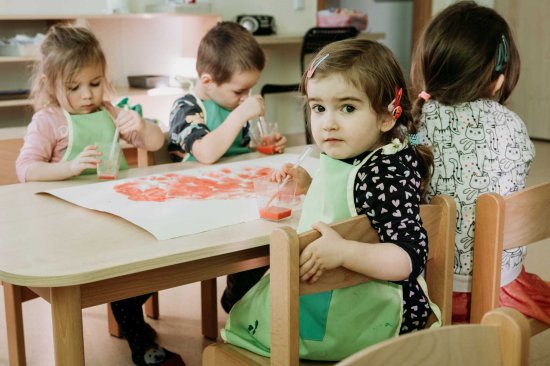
<box><xmin>111</xmin><ymin>294</ymin><xmax>155</xmax><ymax>358</ymax></box>
<box><xmin>221</xmin><ymin>266</ymin><xmax>269</xmax><ymax>312</ymax></box>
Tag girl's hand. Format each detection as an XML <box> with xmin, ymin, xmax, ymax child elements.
<box><xmin>272</xmin><ymin>164</ymin><xmax>311</xmax><ymax>195</ymax></box>
<box><xmin>105</xmin><ymin>101</ymin><xmax>143</xmax><ymax>134</ymax></box>
<box><xmin>70</xmin><ymin>145</ymin><xmax>100</xmax><ymax>176</ymax></box>
<box><xmin>299</xmin><ymin>222</ymin><xmax>347</xmax><ymax>283</ymax></box>
<box><xmin>235</xmin><ymin>95</ymin><xmax>265</xmax><ymax>122</ymax></box>
<box><xmin>273</xmin><ymin>133</ymin><xmax>287</xmax><ymax>153</ymax></box>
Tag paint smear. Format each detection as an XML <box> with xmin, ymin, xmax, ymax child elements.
<box><xmin>114</xmin><ymin>166</ymin><xmax>273</xmax><ymax>202</ymax></box>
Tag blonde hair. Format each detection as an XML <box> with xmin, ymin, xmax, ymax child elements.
<box><xmin>30</xmin><ymin>25</ymin><xmax>112</xmax><ymax>111</ymax></box>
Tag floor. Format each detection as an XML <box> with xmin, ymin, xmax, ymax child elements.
<box><xmin>0</xmin><ymin>140</ymin><xmax>549</xmax><ymax>366</ymax></box>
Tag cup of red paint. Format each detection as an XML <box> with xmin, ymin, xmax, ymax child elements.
<box><xmin>250</xmin><ymin>120</ymin><xmax>278</xmax><ymax>154</ymax></box>
<box><xmin>253</xmin><ymin>176</ymin><xmax>297</xmax><ymax>221</ymax></box>
<box><xmin>95</xmin><ymin>141</ymin><xmax>121</xmax><ymax>180</ymax></box>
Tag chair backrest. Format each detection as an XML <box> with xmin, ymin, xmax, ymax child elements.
<box><xmin>299</xmin><ymin>27</ymin><xmax>359</xmax><ymax>73</ymax></box>
<box><xmin>336</xmin><ymin>307</ymin><xmax>530</xmax><ymax>366</ymax></box>
<box><xmin>269</xmin><ymin>195</ymin><xmax>456</xmax><ymax>366</ymax></box>
<box><xmin>470</xmin><ymin>182</ymin><xmax>550</xmax><ymax>327</ymax></box>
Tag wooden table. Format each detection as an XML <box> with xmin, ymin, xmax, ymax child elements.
<box><xmin>0</xmin><ymin>146</ymin><xmax>310</xmax><ymax>365</ymax></box>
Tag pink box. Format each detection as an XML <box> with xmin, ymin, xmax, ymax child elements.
<box><xmin>317</xmin><ymin>9</ymin><xmax>368</xmax><ymax>31</ymax></box>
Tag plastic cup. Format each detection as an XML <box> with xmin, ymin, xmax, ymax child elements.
<box><xmin>250</xmin><ymin>120</ymin><xmax>278</xmax><ymax>154</ymax></box>
<box><xmin>95</xmin><ymin>142</ymin><xmax>122</xmax><ymax>180</ymax></box>
<box><xmin>253</xmin><ymin>176</ymin><xmax>297</xmax><ymax>221</ymax></box>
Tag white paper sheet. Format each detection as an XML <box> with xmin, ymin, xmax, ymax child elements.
<box><xmin>44</xmin><ymin>153</ymin><xmax>319</xmax><ymax>240</ymax></box>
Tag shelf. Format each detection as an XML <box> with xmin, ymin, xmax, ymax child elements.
<box><xmin>0</xmin><ymin>56</ymin><xmax>37</xmax><ymax>63</ymax></box>
<box><xmin>115</xmin><ymin>86</ymin><xmax>184</xmax><ymax>97</ymax></box>
<box><xmin>0</xmin><ymin>15</ymin><xmax>77</xmax><ymax>20</ymax></box>
<box><xmin>0</xmin><ymin>126</ymin><xmax>27</xmax><ymax>140</ymax></box>
<box><xmin>255</xmin><ymin>32</ymin><xmax>385</xmax><ymax>45</ymax></box>
<box><xmin>0</xmin><ymin>99</ymin><xmax>32</xmax><ymax>108</ymax></box>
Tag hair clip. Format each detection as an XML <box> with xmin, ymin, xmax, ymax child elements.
<box><xmin>418</xmin><ymin>91</ymin><xmax>431</xmax><ymax>101</ymax></box>
<box><xmin>307</xmin><ymin>53</ymin><xmax>329</xmax><ymax>79</ymax></box>
<box><xmin>495</xmin><ymin>34</ymin><xmax>509</xmax><ymax>73</ymax></box>
<box><xmin>388</xmin><ymin>86</ymin><xmax>403</xmax><ymax>120</ymax></box>
<box><xmin>407</xmin><ymin>133</ymin><xmax>423</xmax><ymax>146</ymax></box>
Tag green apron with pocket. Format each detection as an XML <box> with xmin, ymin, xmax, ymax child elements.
<box><xmin>185</xmin><ymin>97</ymin><xmax>250</xmax><ymax>162</ymax></box>
<box><xmin>61</xmin><ymin>108</ymin><xmax>128</xmax><ymax>175</ymax></box>
<box><xmin>221</xmin><ymin>145</ymin><xmax>439</xmax><ymax>361</ymax></box>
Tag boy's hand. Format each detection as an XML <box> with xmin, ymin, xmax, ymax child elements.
<box><xmin>105</xmin><ymin>101</ymin><xmax>144</xmax><ymax>134</ymax></box>
<box><xmin>272</xmin><ymin>164</ymin><xmax>311</xmax><ymax>195</ymax></box>
<box><xmin>70</xmin><ymin>145</ymin><xmax>100</xmax><ymax>176</ymax></box>
<box><xmin>273</xmin><ymin>133</ymin><xmax>287</xmax><ymax>153</ymax></box>
<box><xmin>299</xmin><ymin>222</ymin><xmax>346</xmax><ymax>283</ymax></box>
<box><xmin>235</xmin><ymin>95</ymin><xmax>265</xmax><ymax>122</ymax></box>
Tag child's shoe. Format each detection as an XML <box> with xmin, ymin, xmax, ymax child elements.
<box><xmin>132</xmin><ymin>345</ymin><xmax>185</xmax><ymax>366</ymax></box>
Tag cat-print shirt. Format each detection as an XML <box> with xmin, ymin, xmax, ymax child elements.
<box><xmin>346</xmin><ymin>146</ymin><xmax>432</xmax><ymax>333</ymax></box>
<box><xmin>419</xmin><ymin>99</ymin><xmax>535</xmax><ymax>292</ymax></box>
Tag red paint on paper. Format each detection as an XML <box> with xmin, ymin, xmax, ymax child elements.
<box><xmin>114</xmin><ymin>166</ymin><xmax>273</xmax><ymax>202</ymax></box>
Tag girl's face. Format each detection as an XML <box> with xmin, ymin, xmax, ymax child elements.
<box><xmin>307</xmin><ymin>74</ymin><xmax>392</xmax><ymax>160</ymax></box>
<box><xmin>64</xmin><ymin>64</ymin><xmax>105</xmax><ymax>114</ymax></box>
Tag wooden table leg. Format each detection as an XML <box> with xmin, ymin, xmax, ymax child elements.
<box><xmin>3</xmin><ymin>283</ymin><xmax>26</xmax><ymax>366</ymax></box>
<box><xmin>51</xmin><ymin>286</ymin><xmax>84</xmax><ymax>366</ymax></box>
<box><xmin>145</xmin><ymin>292</ymin><xmax>159</xmax><ymax>319</ymax></box>
<box><xmin>201</xmin><ymin>279</ymin><xmax>218</xmax><ymax>340</ymax></box>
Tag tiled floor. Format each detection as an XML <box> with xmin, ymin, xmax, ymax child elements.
<box><xmin>0</xmin><ymin>140</ymin><xmax>549</xmax><ymax>366</ymax></box>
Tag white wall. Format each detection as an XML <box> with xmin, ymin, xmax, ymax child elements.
<box><xmin>0</xmin><ymin>0</ymin><xmax>108</xmax><ymax>14</ymax></box>
<box><xmin>432</xmin><ymin>0</ymin><xmax>495</xmax><ymax>14</ymax></box>
<box><xmin>340</xmin><ymin>0</ymin><xmax>413</xmax><ymax>75</ymax></box>
<box><xmin>210</xmin><ymin>0</ymin><xmax>316</xmax><ymax>34</ymax></box>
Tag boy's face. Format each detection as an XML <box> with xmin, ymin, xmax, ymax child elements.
<box><xmin>205</xmin><ymin>70</ymin><xmax>261</xmax><ymax>110</ymax></box>
<box><xmin>64</xmin><ymin>63</ymin><xmax>105</xmax><ymax>114</ymax></box>
<box><xmin>307</xmin><ymin>73</ymin><xmax>393</xmax><ymax>160</ymax></box>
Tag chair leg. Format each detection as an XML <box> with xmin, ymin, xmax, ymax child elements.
<box><xmin>201</xmin><ymin>279</ymin><xmax>218</xmax><ymax>340</ymax></box>
<box><xmin>107</xmin><ymin>303</ymin><xmax>122</xmax><ymax>338</ymax></box>
<box><xmin>145</xmin><ymin>292</ymin><xmax>159</xmax><ymax>319</ymax></box>
<box><xmin>3</xmin><ymin>283</ymin><xmax>27</xmax><ymax>366</ymax></box>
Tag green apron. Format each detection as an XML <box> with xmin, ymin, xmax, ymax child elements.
<box><xmin>185</xmin><ymin>96</ymin><xmax>250</xmax><ymax>161</ymax></box>
<box><xmin>61</xmin><ymin>108</ymin><xmax>128</xmax><ymax>175</ymax></box>
<box><xmin>222</xmin><ymin>145</ymin><xmax>439</xmax><ymax>361</ymax></box>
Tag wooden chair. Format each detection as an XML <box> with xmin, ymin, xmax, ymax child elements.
<box><xmin>470</xmin><ymin>181</ymin><xmax>550</xmax><ymax>336</ymax></box>
<box><xmin>336</xmin><ymin>307</ymin><xmax>530</xmax><ymax>366</ymax></box>
<box><xmin>202</xmin><ymin>195</ymin><xmax>456</xmax><ymax>365</ymax></box>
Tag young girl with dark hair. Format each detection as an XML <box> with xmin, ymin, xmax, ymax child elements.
<box><xmin>411</xmin><ymin>1</ymin><xmax>548</xmax><ymax>324</ymax></box>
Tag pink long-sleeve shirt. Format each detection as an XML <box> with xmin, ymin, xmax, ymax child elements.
<box><xmin>16</xmin><ymin>106</ymin><xmax>145</xmax><ymax>182</ymax></box>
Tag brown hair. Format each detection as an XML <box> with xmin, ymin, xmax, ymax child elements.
<box><xmin>410</xmin><ymin>1</ymin><xmax>520</xmax><ymax>118</ymax></box>
<box><xmin>196</xmin><ymin>21</ymin><xmax>265</xmax><ymax>84</ymax></box>
<box><xmin>300</xmin><ymin>39</ymin><xmax>434</xmax><ymax>198</ymax></box>
<box><xmin>30</xmin><ymin>25</ymin><xmax>111</xmax><ymax>111</ymax></box>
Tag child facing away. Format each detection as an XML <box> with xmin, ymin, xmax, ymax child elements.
<box><xmin>167</xmin><ymin>21</ymin><xmax>287</xmax><ymax>315</ymax></box>
<box><xmin>14</xmin><ymin>25</ymin><xmax>182</xmax><ymax>366</ymax></box>
<box><xmin>221</xmin><ymin>39</ymin><xmax>441</xmax><ymax>361</ymax></box>
<box><xmin>411</xmin><ymin>1</ymin><xmax>549</xmax><ymax>324</ymax></box>
<box><xmin>167</xmin><ymin>21</ymin><xmax>287</xmax><ymax>164</ymax></box>
<box><xmin>15</xmin><ymin>25</ymin><xmax>164</xmax><ymax>183</ymax></box>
